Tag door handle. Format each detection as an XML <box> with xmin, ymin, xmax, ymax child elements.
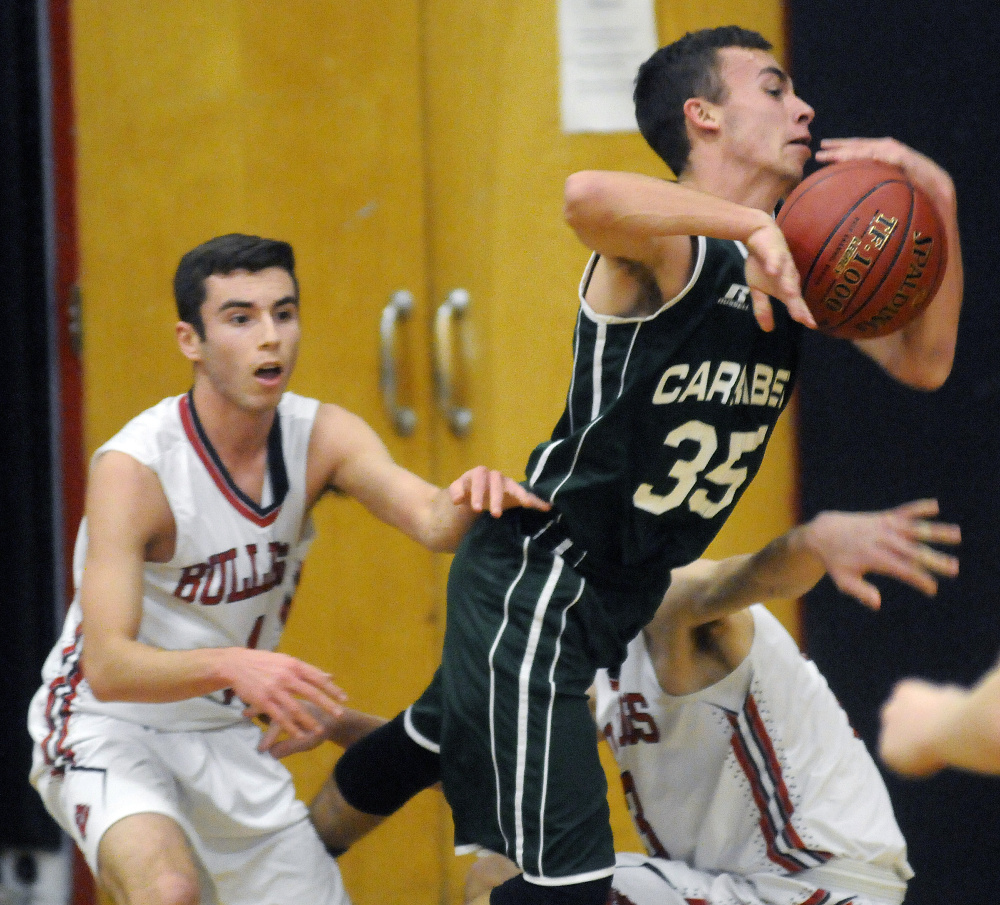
<box><xmin>379</xmin><ymin>290</ymin><xmax>418</xmax><ymax>437</ymax></box>
<box><xmin>434</xmin><ymin>288</ymin><xmax>473</xmax><ymax>437</ymax></box>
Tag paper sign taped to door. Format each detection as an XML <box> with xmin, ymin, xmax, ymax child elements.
<box><xmin>558</xmin><ymin>0</ymin><xmax>658</xmax><ymax>133</ymax></box>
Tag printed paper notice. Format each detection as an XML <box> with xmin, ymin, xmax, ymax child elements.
<box><xmin>558</xmin><ymin>0</ymin><xmax>658</xmax><ymax>134</ymax></box>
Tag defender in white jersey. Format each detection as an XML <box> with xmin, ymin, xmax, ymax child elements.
<box><xmin>598</xmin><ymin>605</ymin><xmax>909</xmax><ymax>905</ymax></box>
<box><xmin>26</xmin><ymin>234</ymin><xmax>548</xmax><ymax>905</ymax></box>
<box><xmin>464</xmin><ymin>500</ymin><xmax>960</xmax><ymax>905</ymax></box>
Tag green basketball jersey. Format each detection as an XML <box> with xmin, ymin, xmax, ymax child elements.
<box><xmin>525</xmin><ymin>237</ymin><xmax>801</xmax><ymax>612</ymax></box>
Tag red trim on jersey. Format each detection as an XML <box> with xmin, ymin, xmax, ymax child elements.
<box><xmin>799</xmin><ymin>891</ymin><xmax>831</xmax><ymax>905</ymax></box>
<box><xmin>728</xmin><ymin>695</ymin><xmax>834</xmax><ymax>873</ymax></box>
<box><xmin>744</xmin><ymin>694</ymin><xmax>802</xmax><ymax>842</ymax></box>
<box><xmin>728</xmin><ymin>714</ymin><xmax>804</xmax><ymax>873</ymax></box>
<box><xmin>179</xmin><ymin>394</ymin><xmax>282</xmax><ymax>527</ymax></box>
<box><xmin>40</xmin><ymin>625</ymin><xmax>85</xmax><ymax>769</ymax></box>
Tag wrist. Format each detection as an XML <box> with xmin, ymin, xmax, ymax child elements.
<box><xmin>788</xmin><ymin>517</ymin><xmax>826</xmax><ymax>562</ymax></box>
<box><xmin>743</xmin><ymin>211</ymin><xmax>779</xmax><ymax>243</ymax></box>
<box><xmin>203</xmin><ymin>646</ymin><xmax>240</xmax><ymax>691</ymax></box>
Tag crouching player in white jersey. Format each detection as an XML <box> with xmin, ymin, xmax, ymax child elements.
<box><xmin>26</xmin><ymin>233</ymin><xmax>549</xmax><ymax>905</ymax></box>
<box><xmin>462</xmin><ymin>500</ymin><xmax>960</xmax><ymax>905</ymax></box>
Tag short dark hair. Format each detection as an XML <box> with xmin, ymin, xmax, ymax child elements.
<box><xmin>634</xmin><ymin>26</ymin><xmax>772</xmax><ymax>177</ymax></box>
<box><xmin>173</xmin><ymin>233</ymin><xmax>298</xmax><ymax>338</ymax></box>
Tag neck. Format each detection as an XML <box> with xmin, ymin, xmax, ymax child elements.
<box><xmin>680</xmin><ymin>155</ymin><xmax>788</xmax><ymax>214</ymax></box>
<box><xmin>189</xmin><ymin>381</ymin><xmax>276</xmax><ymax>463</ymax></box>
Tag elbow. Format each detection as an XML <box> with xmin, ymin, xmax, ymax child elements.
<box><xmin>564</xmin><ymin>170</ymin><xmax>612</xmax><ymax>231</ymax></box>
<box><xmin>81</xmin><ymin>649</ymin><xmax>125</xmax><ymax>701</ymax></box>
<box><xmin>914</xmin><ymin>367</ymin><xmax>951</xmax><ymax>393</ymax></box>
<box><xmin>868</xmin><ymin>332</ymin><xmax>957</xmax><ymax>391</ymax></box>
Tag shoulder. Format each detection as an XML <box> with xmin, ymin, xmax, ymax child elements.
<box><xmin>307</xmin><ymin>402</ymin><xmax>384</xmax><ymax>453</ymax></box>
<box><xmin>305</xmin><ymin>402</ymin><xmax>391</xmax><ymax>501</ymax></box>
<box><xmin>582</xmin><ymin>236</ymin><xmax>754</xmax><ymax>323</ymax></box>
<box><xmin>86</xmin><ymin>449</ymin><xmax>173</xmax><ymax>546</ymax></box>
<box><xmin>97</xmin><ymin>395</ymin><xmax>186</xmax><ymax>469</ymax></box>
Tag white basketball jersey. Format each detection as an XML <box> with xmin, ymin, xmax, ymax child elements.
<box><xmin>30</xmin><ymin>392</ymin><xmax>320</xmax><ymax>767</ymax></box>
<box><xmin>594</xmin><ymin>604</ymin><xmax>912</xmax><ymax>883</ymax></box>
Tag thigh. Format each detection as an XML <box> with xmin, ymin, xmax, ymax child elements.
<box><xmin>33</xmin><ymin>715</ymin><xmax>196</xmax><ymax>876</ymax></box>
<box><xmin>441</xmin><ymin>530</ymin><xmax>613</xmax><ymax>882</ymax></box>
<box><xmin>612</xmin><ymin>854</ymin><xmax>848</xmax><ymax>905</ymax></box>
<box><xmin>167</xmin><ymin>721</ymin><xmax>307</xmax><ymax>838</ymax></box>
<box><xmin>613</xmin><ymin>853</ymin><xmax>756</xmax><ymax>905</ymax></box>
<box><xmin>168</xmin><ymin>723</ymin><xmax>349</xmax><ymax>902</ymax></box>
<box><xmin>405</xmin><ymin>666</ymin><xmax>443</xmax><ymax>751</ymax></box>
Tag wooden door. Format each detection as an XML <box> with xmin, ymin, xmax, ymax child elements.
<box><xmin>70</xmin><ymin>2</ymin><xmax>447</xmax><ymax>902</ymax></box>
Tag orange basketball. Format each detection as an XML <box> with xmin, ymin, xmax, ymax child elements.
<box><xmin>776</xmin><ymin>160</ymin><xmax>947</xmax><ymax>339</ymax></box>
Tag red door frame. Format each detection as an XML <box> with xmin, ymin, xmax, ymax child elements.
<box><xmin>46</xmin><ymin>1</ymin><xmax>90</xmax><ymax>902</ymax></box>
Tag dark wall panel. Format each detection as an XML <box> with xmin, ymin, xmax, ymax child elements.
<box><xmin>0</xmin><ymin>1</ymin><xmax>62</xmax><ymax>849</ymax></box>
<box><xmin>790</xmin><ymin>2</ymin><xmax>1000</xmax><ymax>902</ymax></box>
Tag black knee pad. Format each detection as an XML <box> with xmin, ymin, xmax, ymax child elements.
<box><xmin>333</xmin><ymin>711</ymin><xmax>440</xmax><ymax>816</ymax></box>
<box><xmin>489</xmin><ymin>874</ymin><xmax>612</xmax><ymax>905</ymax></box>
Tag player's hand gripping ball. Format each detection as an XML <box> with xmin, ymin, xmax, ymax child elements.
<box><xmin>776</xmin><ymin>160</ymin><xmax>947</xmax><ymax>339</ymax></box>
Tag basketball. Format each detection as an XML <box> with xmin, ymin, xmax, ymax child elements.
<box><xmin>776</xmin><ymin>160</ymin><xmax>947</xmax><ymax>339</ymax></box>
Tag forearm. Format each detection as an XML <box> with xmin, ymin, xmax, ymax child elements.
<box><xmin>818</xmin><ymin>139</ymin><xmax>963</xmax><ymax>389</ymax></box>
<box><xmin>690</xmin><ymin>526</ymin><xmax>826</xmax><ymax>621</ymax></box>
<box><xmin>82</xmin><ymin>637</ymin><xmax>236</xmax><ymax>703</ymax></box>
<box><xmin>893</xmin><ymin>202</ymin><xmax>962</xmax><ymax>388</ymax></box>
<box><xmin>564</xmin><ymin>170</ymin><xmax>772</xmax><ymax>257</ymax></box>
<box><xmin>857</xmin><ymin>212</ymin><xmax>962</xmax><ymax>389</ymax></box>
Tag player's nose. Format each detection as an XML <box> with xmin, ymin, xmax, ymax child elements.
<box><xmin>794</xmin><ymin>95</ymin><xmax>815</xmax><ymax>124</ymax></box>
<box><xmin>259</xmin><ymin>313</ymin><xmax>279</xmax><ymax>346</ymax></box>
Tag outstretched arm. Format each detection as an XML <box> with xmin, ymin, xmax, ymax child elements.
<box><xmin>816</xmin><ymin>138</ymin><xmax>963</xmax><ymax>390</ymax></box>
<box><xmin>880</xmin><ymin>666</ymin><xmax>1000</xmax><ymax>777</ymax></box>
<box><xmin>653</xmin><ymin>498</ymin><xmax>960</xmax><ymax>632</ymax></box>
<box><xmin>308</xmin><ymin>404</ymin><xmax>549</xmax><ymax>553</ymax></box>
<box><xmin>563</xmin><ymin>170</ymin><xmax>814</xmax><ymax>328</ymax></box>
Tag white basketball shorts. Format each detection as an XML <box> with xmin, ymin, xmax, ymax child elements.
<box><xmin>30</xmin><ymin>712</ymin><xmax>349</xmax><ymax>905</ymax></box>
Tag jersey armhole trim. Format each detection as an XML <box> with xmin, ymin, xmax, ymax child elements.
<box><xmin>578</xmin><ymin>237</ymin><xmax>708</xmax><ymax>325</ymax></box>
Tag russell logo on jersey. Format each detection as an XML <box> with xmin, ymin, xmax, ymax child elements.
<box><xmin>717</xmin><ymin>283</ymin><xmax>752</xmax><ymax>311</ymax></box>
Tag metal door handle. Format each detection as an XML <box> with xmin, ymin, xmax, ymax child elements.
<box><xmin>434</xmin><ymin>288</ymin><xmax>472</xmax><ymax>436</ymax></box>
<box><xmin>379</xmin><ymin>290</ymin><xmax>417</xmax><ymax>437</ymax></box>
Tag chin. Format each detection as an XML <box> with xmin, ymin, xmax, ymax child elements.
<box><xmin>243</xmin><ymin>389</ymin><xmax>284</xmax><ymax>413</ymax></box>
<box><xmin>778</xmin><ymin>167</ymin><xmax>805</xmax><ymax>198</ymax></box>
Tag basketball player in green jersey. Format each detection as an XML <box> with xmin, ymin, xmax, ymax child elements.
<box><xmin>297</xmin><ymin>26</ymin><xmax>964</xmax><ymax>905</ymax></box>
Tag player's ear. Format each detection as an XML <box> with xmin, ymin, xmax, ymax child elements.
<box><xmin>684</xmin><ymin>98</ymin><xmax>720</xmax><ymax>134</ymax></box>
<box><xmin>176</xmin><ymin>320</ymin><xmax>203</xmax><ymax>362</ymax></box>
